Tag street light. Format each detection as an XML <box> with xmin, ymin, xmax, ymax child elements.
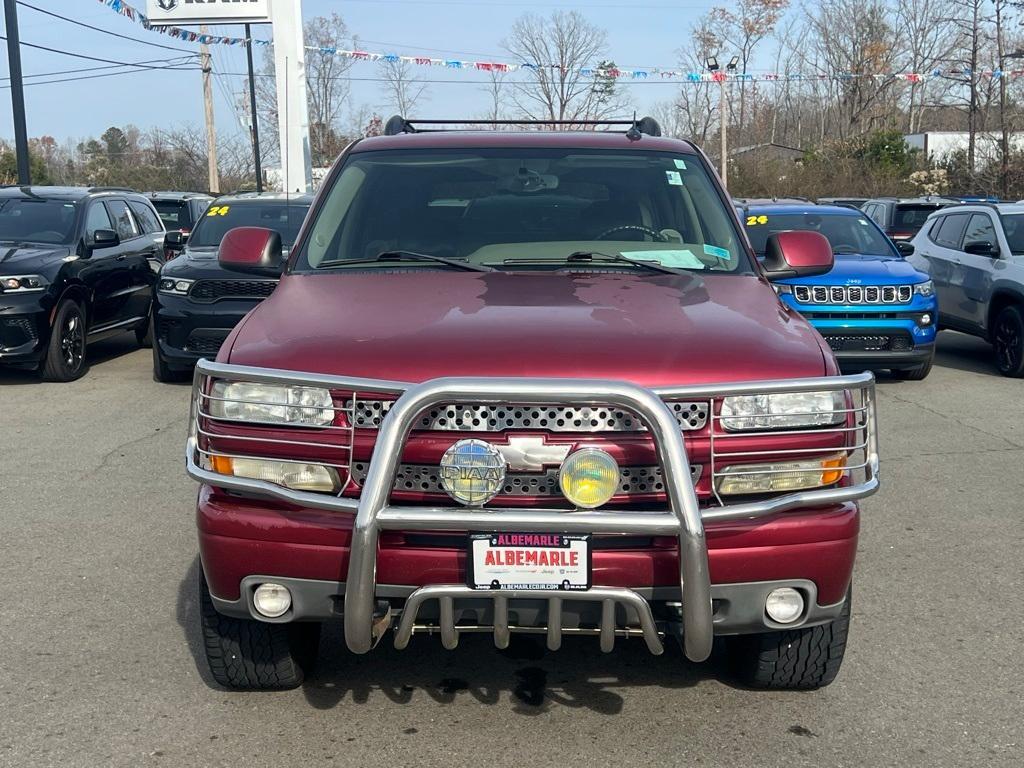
<box><xmin>707</xmin><ymin>54</ymin><xmax>739</xmax><ymax>188</ymax></box>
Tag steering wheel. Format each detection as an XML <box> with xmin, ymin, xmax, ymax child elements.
<box><xmin>596</xmin><ymin>224</ymin><xmax>668</xmax><ymax>242</ymax></box>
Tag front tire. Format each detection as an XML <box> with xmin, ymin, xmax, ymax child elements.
<box><xmin>151</xmin><ymin>319</ymin><xmax>189</xmax><ymax>383</ymax></box>
<box><xmin>199</xmin><ymin>575</ymin><xmax>321</xmax><ymax>691</ymax></box>
<box><xmin>892</xmin><ymin>355</ymin><xmax>934</xmax><ymax>381</ymax></box>
<box><xmin>729</xmin><ymin>588</ymin><xmax>851</xmax><ymax>690</ymax></box>
<box><xmin>992</xmin><ymin>305</ymin><xmax>1024</xmax><ymax>377</ymax></box>
<box><xmin>41</xmin><ymin>300</ymin><xmax>87</xmax><ymax>382</ymax></box>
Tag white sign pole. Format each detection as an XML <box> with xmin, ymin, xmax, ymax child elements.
<box><xmin>270</xmin><ymin>0</ymin><xmax>312</xmax><ymax>193</ymax></box>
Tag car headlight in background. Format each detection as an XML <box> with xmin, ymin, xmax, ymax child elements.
<box><xmin>720</xmin><ymin>391</ymin><xmax>845</xmax><ymax>431</ymax></box>
<box><xmin>913</xmin><ymin>280</ymin><xmax>934</xmax><ymax>297</ymax></box>
<box><xmin>0</xmin><ymin>274</ymin><xmax>49</xmax><ymax>293</ymax></box>
<box><xmin>716</xmin><ymin>454</ymin><xmax>846</xmax><ymax>496</ymax></box>
<box><xmin>208</xmin><ymin>455</ymin><xmax>340</xmax><ymax>492</ymax></box>
<box><xmin>207</xmin><ymin>381</ymin><xmax>335</xmax><ymax>426</ymax></box>
<box><xmin>158</xmin><ymin>277</ymin><xmax>194</xmax><ymax>295</ymax></box>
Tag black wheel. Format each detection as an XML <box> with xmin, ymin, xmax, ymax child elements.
<box><xmin>41</xmin><ymin>300</ymin><xmax>87</xmax><ymax>382</ymax></box>
<box><xmin>892</xmin><ymin>355</ymin><xmax>934</xmax><ymax>381</ymax></box>
<box><xmin>199</xmin><ymin>575</ymin><xmax>320</xmax><ymax>691</ymax></box>
<box><xmin>135</xmin><ymin>315</ymin><xmax>152</xmax><ymax>348</ymax></box>
<box><xmin>729</xmin><ymin>588</ymin><xmax>851</xmax><ymax>690</ymax></box>
<box><xmin>992</xmin><ymin>305</ymin><xmax>1024</xmax><ymax>377</ymax></box>
<box><xmin>151</xmin><ymin>321</ymin><xmax>189</xmax><ymax>383</ymax></box>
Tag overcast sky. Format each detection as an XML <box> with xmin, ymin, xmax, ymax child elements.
<box><xmin>1</xmin><ymin>0</ymin><xmax>720</xmax><ymax>145</ymax></box>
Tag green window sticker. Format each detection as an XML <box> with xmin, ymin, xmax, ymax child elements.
<box><xmin>673</xmin><ymin>159</ymin><xmax>688</xmax><ymax>169</ymax></box>
<box><xmin>665</xmin><ymin>170</ymin><xmax>683</xmax><ymax>186</ymax></box>
<box><xmin>703</xmin><ymin>244</ymin><xmax>731</xmax><ymax>261</ymax></box>
<box><xmin>621</xmin><ymin>249</ymin><xmax>704</xmax><ymax>269</ymax></box>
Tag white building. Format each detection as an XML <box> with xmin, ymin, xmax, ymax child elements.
<box><xmin>905</xmin><ymin>131</ymin><xmax>1024</xmax><ymax>168</ymax></box>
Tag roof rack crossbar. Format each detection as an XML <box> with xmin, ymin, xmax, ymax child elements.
<box><xmin>382</xmin><ymin>115</ymin><xmax>662</xmax><ymax>138</ymax></box>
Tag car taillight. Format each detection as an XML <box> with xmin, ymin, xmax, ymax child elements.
<box><xmin>889</xmin><ymin>231</ymin><xmax>913</xmax><ymax>240</ymax></box>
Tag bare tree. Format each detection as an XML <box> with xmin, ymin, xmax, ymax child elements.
<box><xmin>503</xmin><ymin>11</ymin><xmax>623</xmax><ymax>125</ymax></box>
<box><xmin>657</xmin><ymin>17</ymin><xmax>720</xmax><ymax>143</ymax></box>
<box><xmin>895</xmin><ymin>0</ymin><xmax>959</xmax><ymax>133</ymax></box>
<box><xmin>379</xmin><ymin>59</ymin><xmax>429</xmax><ymax>116</ymax></box>
<box><xmin>479</xmin><ymin>70</ymin><xmax>508</xmax><ymax>126</ymax></box>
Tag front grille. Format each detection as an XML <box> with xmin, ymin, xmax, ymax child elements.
<box><xmin>350</xmin><ymin>399</ymin><xmax>709</xmax><ymax>432</ymax></box>
<box><xmin>826</xmin><ymin>335</ymin><xmax>892</xmax><ymax>352</ymax></box>
<box><xmin>350</xmin><ymin>461</ymin><xmax>703</xmax><ymax>497</ymax></box>
<box><xmin>188</xmin><ymin>279</ymin><xmax>278</xmax><ymax>302</ymax></box>
<box><xmin>185</xmin><ymin>329</ymin><xmax>230</xmax><ymax>355</ymax></box>
<box><xmin>794</xmin><ymin>285</ymin><xmax>912</xmax><ymax>305</ymax></box>
<box><xmin>0</xmin><ymin>317</ymin><xmax>37</xmax><ymax>349</ymax></box>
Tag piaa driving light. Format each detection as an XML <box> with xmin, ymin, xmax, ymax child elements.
<box><xmin>716</xmin><ymin>454</ymin><xmax>846</xmax><ymax>496</ymax></box>
<box><xmin>439</xmin><ymin>439</ymin><xmax>506</xmax><ymax>506</ymax></box>
<box><xmin>559</xmin><ymin>448</ymin><xmax>620</xmax><ymax>509</ymax></box>
<box><xmin>208</xmin><ymin>455</ymin><xmax>340</xmax><ymax>493</ymax></box>
<box><xmin>720</xmin><ymin>391</ymin><xmax>845</xmax><ymax>431</ymax></box>
<box><xmin>208</xmin><ymin>381</ymin><xmax>335</xmax><ymax>426</ymax></box>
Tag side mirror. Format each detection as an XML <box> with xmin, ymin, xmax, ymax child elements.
<box><xmin>963</xmin><ymin>240</ymin><xmax>999</xmax><ymax>257</ymax></box>
<box><xmin>894</xmin><ymin>241</ymin><xmax>915</xmax><ymax>257</ymax></box>
<box><xmin>762</xmin><ymin>230</ymin><xmax>834</xmax><ymax>280</ymax></box>
<box><xmin>164</xmin><ymin>230</ymin><xmax>185</xmax><ymax>249</ymax></box>
<box><xmin>218</xmin><ymin>226</ymin><xmax>283</xmax><ymax>276</ymax></box>
<box><xmin>84</xmin><ymin>228</ymin><xmax>119</xmax><ymax>256</ymax></box>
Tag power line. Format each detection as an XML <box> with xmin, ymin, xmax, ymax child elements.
<box><xmin>0</xmin><ymin>34</ymin><xmax>199</xmax><ymax>69</ymax></box>
<box><xmin>1</xmin><ymin>56</ymin><xmax>200</xmax><ymax>82</ymax></box>
<box><xmin>0</xmin><ymin>64</ymin><xmax>200</xmax><ymax>89</ymax></box>
<box><xmin>16</xmin><ymin>0</ymin><xmax>197</xmax><ymax>53</ymax></box>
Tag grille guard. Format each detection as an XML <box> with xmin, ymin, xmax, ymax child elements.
<box><xmin>186</xmin><ymin>359</ymin><xmax>879</xmax><ymax>663</ymax></box>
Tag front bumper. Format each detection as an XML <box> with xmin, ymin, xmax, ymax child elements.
<box><xmin>187</xmin><ymin>361</ymin><xmax>879</xmax><ymax>662</ymax></box>
<box><xmin>154</xmin><ymin>292</ymin><xmax>259</xmax><ymax>370</ymax></box>
<box><xmin>0</xmin><ymin>293</ymin><xmax>51</xmax><ymax>364</ymax></box>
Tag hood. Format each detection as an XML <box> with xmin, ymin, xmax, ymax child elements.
<box><xmin>225</xmin><ymin>271</ymin><xmax>827</xmax><ymax>386</ymax></box>
<box><xmin>0</xmin><ymin>243</ymin><xmax>71</xmax><ymax>272</ymax></box>
<box><xmin>780</xmin><ymin>253</ymin><xmax>926</xmax><ymax>286</ymax></box>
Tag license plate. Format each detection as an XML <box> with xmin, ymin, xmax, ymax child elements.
<box><xmin>467</xmin><ymin>533</ymin><xmax>591</xmax><ymax>591</ymax></box>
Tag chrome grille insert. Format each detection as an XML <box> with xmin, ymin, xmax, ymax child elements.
<box><xmin>350</xmin><ymin>461</ymin><xmax>702</xmax><ymax>496</ymax></box>
<box><xmin>350</xmin><ymin>399</ymin><xmax>709</xmax><ymax>432</ymax></box>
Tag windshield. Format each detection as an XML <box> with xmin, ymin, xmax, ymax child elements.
<box><xmin>894</xmin><ymin>204</ymin><xmax>945</xmax><ymax>231</ymax></box>
<box><xmin>296</xmin><ymin>148</ymin><xmax>748</xmax><ymax>273</ymax></box>
<box><xmin>0</xmin><ymin>198</ymin><xmax>77</xmax><ymax>244</ymax></box>
<box><xmin>1001</xmin><ymin>213</ymin><xmax>1024</xmax><ymax>253</ymax></box>
<box><xmin>152</xmin><ymin>201</ymin><xmax>190</xmax><ymax>229</ymax></box>
<box><xmin>744</xmin><ymin>211</ymin><xmax>896</xmax><ymax>257</ymax></box>
<box><xmin>189</xmin><ymin>201</ymin><xmax>310</xmax><ymax>248</ymax></box>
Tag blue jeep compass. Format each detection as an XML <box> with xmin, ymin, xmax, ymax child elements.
<box><xmin>744</xmin><ymin>203</ymin><xmax>937</xmax><ymax>379</ymax></box>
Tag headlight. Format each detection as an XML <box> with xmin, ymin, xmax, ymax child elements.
<box><xmin>207</xmin><ymin>381</ymin><xmax>335</xmax><ymax>426</ymax></box>
<box><xmin>158</xmin><ymin>277</ymin><xmax>194</xmax><ymax>295</ymax></box>
<box><xmin>913</xmin><ymin>280</ymin><xmax>934</xmax><ymax>297</ymax></box>
<box><xmin>0</xmin><ymin>274</ymin><xmax>49</xmax><ymax>293</ymax></box>
<box><xmin>716</xmin><ymin>454</ymin><xmax>846</xmax><ymax>495</ymax></box>
<box><xmin>720</xmin><ymin>391</ymin><xmax>845</xmax><ymax>431</ymax></box>
<box><xmin>208</xmin><ymin>455</ymin><xmax>340</xmax><ymax>492</ymax></box>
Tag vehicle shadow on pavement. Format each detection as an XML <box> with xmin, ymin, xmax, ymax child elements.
<box><xmin>0</xmin><ymin>335</ymin><xmax>144</xmax><ymax>386</ymax></box>
<box><xmin>932</xmin><ymin>330</ymin><xmax>1000</xmax><ymax>376</ymax></box>
<box><xmin>176</xmin><ymin>557</ymin><xmax>735</xmax><ymax>713</ymax></box>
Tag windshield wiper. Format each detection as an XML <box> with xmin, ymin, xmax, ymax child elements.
<box><xmin>318</xmin><ymin>250</ymin><xmax>493</xmax><ymax>272</ymax></box>
<box><xmin>564</xmin><ymin>250</ymin><xmax>683</xmax><ymax>275</ymax></box>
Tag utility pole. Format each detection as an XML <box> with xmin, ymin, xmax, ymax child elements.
<box><xmin>200</xmin><ymin>25</ymin><xmax>219</xmax><ymax>193</ymax></box>
<box><xmin>3</xmin><ymin>0</ymin><xmax>30</xmax><ymax>184</ymax></box>
<box><xmin>719</xmin><ymin>78</ymin><xmax>728</xmax><ymax>188</ymax></box>
<box><xmin>244</xmin><ymin>23</ymin><xmax>263</xmax><ymax>192</ymax></box>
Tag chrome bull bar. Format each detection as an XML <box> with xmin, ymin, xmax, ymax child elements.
<box><xmin>185</xmin><ymin>360</ymin><xmax>880</xmax><ymax>664</ymax></box>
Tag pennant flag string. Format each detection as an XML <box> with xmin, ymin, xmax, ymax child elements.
<box><xmin>98</xmin><ymin>0</ymin><xmax>1021</xmax><ymax>83</ymax></box>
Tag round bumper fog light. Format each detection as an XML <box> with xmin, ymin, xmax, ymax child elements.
<box><xmin>439</xmin><ymin>438</ymin><xmax>506</xmax><ymax>506</ymax></box>
<box><xmin>765</xmin><ymin>587</ymin><xmax>804</xmax><ymax>624</ymax></box>
<box><xmin>919</xmin><ymin>312</ymin><xmax>932</xmax><ymax>326</ymax></box>
<box><xmin>253</xmin><ymin>582</ymin><xmax>292</xmax><ymax>618</ymax></box>
<box><xmin>559</xmin><ymin>448</ymin><xmax>620</xmax><ymax>509</ymax></box>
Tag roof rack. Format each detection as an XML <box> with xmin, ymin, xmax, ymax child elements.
<box><xmin>382</xmin><ymin>115</ymin><xmax>663</xmax><ymax>139</ymax></box>
<box><xmin>88</xmin><ymin>186</ymin><xmax>135</xmax><ymax>193</ymax></box>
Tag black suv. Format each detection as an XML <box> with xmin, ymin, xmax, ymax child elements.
<box><xmin>152</xmin><ymin>192</ymin><xmax>312</xmax><ymax>381</ymax></box>
<box><xmin>148</xmin><ymin>191</ymin><xmax>213</xmax><ymax>258</ymax></box>
<box><xmin>0</xmin><ymin>186</ymin><xmax>164</xmax><ymax>381</ymax></box>
<box><xmin>861</xmin><ymin>196</ymin><xmax>957</xmax><ymax>241</ymax></box>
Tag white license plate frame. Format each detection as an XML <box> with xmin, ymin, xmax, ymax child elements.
<box><xmin>467</xmin><ymin>532</ymin><xmax>591</xmax><ymax>591</ymax></box>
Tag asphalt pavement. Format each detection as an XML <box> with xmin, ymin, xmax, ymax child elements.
<box><xmin>1</xmin><ymin>330</ymin><xmax>1021</xmax><ymax>767</ymax></box>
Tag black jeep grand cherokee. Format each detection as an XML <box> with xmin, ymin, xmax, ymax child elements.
<box><xmin>0</xmin><ymin>186</ymin><xmax>164</xmax><ymax>381</ymax></box>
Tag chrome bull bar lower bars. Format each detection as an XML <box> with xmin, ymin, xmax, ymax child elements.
<box><xmin>345</xmin><ymin>377</ymin><xmax>714</xmax><ymax>662</ymax></box>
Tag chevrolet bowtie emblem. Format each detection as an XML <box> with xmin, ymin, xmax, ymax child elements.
<box><xmin>495</xmin><ymin>436</ymin><xmax>573</xmax><ymax>473</ymax></box>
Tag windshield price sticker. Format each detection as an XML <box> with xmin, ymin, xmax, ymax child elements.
<box><xmin>467</xmin><ymin>533</ymin><xmax>591</xmax><ymax>591</ymax></box>
<box><xmin>746</xmin><ymin>214</ymin><xmax>768</xmax><ymax>226</ymax></box>
<box><xmin>206</xmin><ymin>205</ymin><xmax>231</xmax><ymax>217</ymax></box>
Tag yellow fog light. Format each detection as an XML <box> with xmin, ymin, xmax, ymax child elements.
<box><xmin>716</xmin><ymin>453</ymin><xmax>846</xmax><ymax>496</ymax></box>
<box><xmin>207</xmin><ymin>455</ymin><xmax>340</xmax><ymax>492</ymax></box>
<box><xmin>559</xmin><ymin>448</ymin><xmax>620</xmax><ymax>509</ymax></box>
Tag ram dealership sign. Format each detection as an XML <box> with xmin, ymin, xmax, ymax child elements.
<box><xmin>146</xmin><ymin>0</ymin><xmax>270</xmax><ymax>25</ymax></box>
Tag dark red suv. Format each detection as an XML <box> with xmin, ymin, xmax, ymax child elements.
<box><xmin>186</xmin><ymin>118</ymin><xmax>879</xmax><ymax>692</ymax></box>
